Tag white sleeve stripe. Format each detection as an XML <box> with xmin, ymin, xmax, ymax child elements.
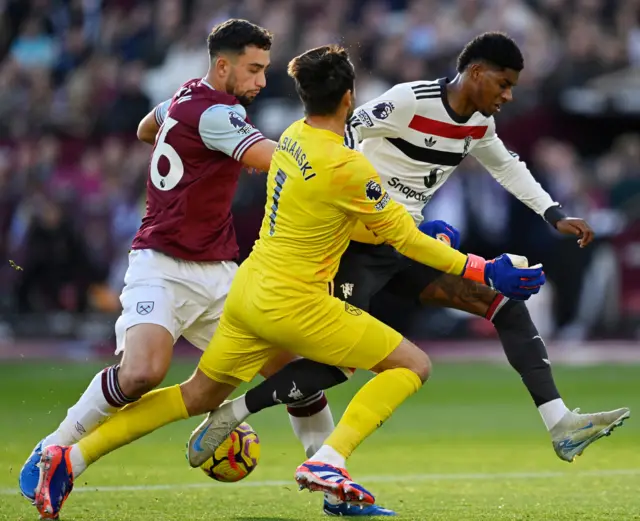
<box><xmin>154</xmin><ymin>105</ymin><xmax>163</xmax><ymax>125</ymax></box>
<box><xmin>411</xmin><ymin>83</ymin><xmax>440</xmax><ymax>92</ymax></box>
<box><xmin>231</xmin><ymin>132</ymin><xmax>260</xmax><ymax>159</ymax></box>
<box><xmin>234</xmin><ymin>132</ymin><xmax>265</xmax><ymax>160</ymax></box>
<box><xmin>413</xmin><ymin>86</ymin><xmax>441</xmax><ymax>92</ymax></box>
<box><xmin>236</xmin><ymin>133</ymin><xmax>263</xmax><ymax>158</ymax></box>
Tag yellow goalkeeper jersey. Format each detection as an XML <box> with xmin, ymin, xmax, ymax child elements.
<box><xmin>248</xmin><ymin>119</ymin><xmax>468</xmax><ymax>293</ymax></box>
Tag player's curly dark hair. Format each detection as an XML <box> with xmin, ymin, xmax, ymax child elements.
<box><xmin>287</xmin><ymin>45</ymin><xmax>356</xmax><ymax>116</ymax></box>
<box><xmin>456</xmin><ymin>32</ymin><xmax>524</xmax><ymax>73</ymax></box>
<box><xmin>207</xmin><ymin>19</ymin><xmax>272</xmax><ymax>58</ymax></box>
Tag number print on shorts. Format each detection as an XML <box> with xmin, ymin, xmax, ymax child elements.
<box><xmin>150</xmin><ymin>116</ymin><xmax>184</xmax><ymax>191</ymax></box>
<box><xmin>268</xmin><ymin>169</ymin><xmax>288</xmax><ymax>236</ymax></box>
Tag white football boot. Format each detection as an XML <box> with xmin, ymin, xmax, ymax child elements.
<box><xmin>187</xmin><ymin>400</ymin><xmax>244</xmax><ymax>467</ymax></box>
<box><xmin>551</xmin><ymin>407</ymin><xmax>630</xmax><ymax>462</ymax></box>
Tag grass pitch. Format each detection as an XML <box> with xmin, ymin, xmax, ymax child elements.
<box><xmin>0</xmin><ymin>361</ymin><xmax>638</xmax><ymax>520</ymax></box>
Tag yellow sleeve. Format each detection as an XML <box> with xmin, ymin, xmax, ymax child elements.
<box><xmin>350</xmin><ymin>220</ymin><xmax>385</xmax><ymax>245</ymax></box>
<box><xmin>334</xmin><ymin>155</ymin><xmax>469</xmax><ymax>275</ymax></box>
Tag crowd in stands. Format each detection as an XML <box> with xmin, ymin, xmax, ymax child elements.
<box><xmin>1</xmin><ymin>0</ymin><xmax>638</xmax><ymax>339</ymax></box>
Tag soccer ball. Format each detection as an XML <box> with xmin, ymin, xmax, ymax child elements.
<box><xmin>200</xmin><ymin>422</ymin><xmax>260</xmax><ymax>482</ymax></box>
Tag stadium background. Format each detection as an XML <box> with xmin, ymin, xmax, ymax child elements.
<box><xmin>1</xmin><ymin>0</ymin><xmax>639</xmax><ymax>355</ymax></box>
<box><xmin>0</xmin><ymin>2</ymin><xmax>639</xmax><ymax>520</ymax></box>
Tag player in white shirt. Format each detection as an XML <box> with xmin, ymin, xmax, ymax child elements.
<box><xmin>337</xmin><ymin>32</ymin><xmax>629</xmax><ymax>463</ymax></box>
<box><xmin>197</xmin><ymin>34</ymin><xmax>629</xmax><ymax>486</ymax></box>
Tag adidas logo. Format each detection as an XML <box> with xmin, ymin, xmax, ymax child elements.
<box><xmin>425</xmin><ymin>137</ymin><xmax>437</xmax><ymax>147</ymax></box>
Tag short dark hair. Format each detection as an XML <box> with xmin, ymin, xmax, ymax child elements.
<box><xmin>207</xmin><ymin>19</ymin><xmax>272</xmax><ymax>58</ymax></box>
<box><xmin>456</xmin><ymin>32</ymin><xmax>524</xmax><ymax>73</ymax></box>
<box><xmin>287</xmin><ymin>45</ymin><xmax>355</xmax><ymax>116</ymax></box>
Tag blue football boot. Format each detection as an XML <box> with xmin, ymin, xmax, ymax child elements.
<box><xmin>324</xmin><ymin>497</ymin><xmax>397</xmax><ymax>516</ymax></box>
<box><xmin>19</xmin><ymin>439</ymin><xmax>44</xmax><ymax>502</ymax></box>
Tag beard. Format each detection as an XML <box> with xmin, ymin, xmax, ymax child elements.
<box><xmin>225</xmin><ymin>75</ymin><xmax>255</xmax><ymax>107</ymax></box>
<box><xmin>235</xmin><ymin>93</ymin><xmax>255</xmax><ymax>107</ymax></box>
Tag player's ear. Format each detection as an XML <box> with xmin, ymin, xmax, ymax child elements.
<box><xmin>469</xmin><ymin>62</ymin><xmax>483</xmax><ymax>82</ymax></box>
<box><xmin>214</xmin><ymin>55</ymin><xmax>229</xmax><ymax>77</ymax></box>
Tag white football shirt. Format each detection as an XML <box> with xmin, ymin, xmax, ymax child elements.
<box><xmin>345</xmin><ymin>78</ymin><xmax>559</xmax><ymax>224</ymax></box>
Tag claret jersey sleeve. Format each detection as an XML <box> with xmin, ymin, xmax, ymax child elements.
<box><xmin>154</xmin><ymin>99</ymin><xmax>266</xmax><ymax>162</ymax></box>
<box><xmin>198</xmin><ymin>104</ymin><xmax>265</xmax><ymax>161</ymax></box>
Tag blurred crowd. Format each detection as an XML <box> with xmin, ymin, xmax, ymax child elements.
<box><xmin>0</xmin><ymin>0</ymin><xmax>639</xmax><ymax>340</ymax></box>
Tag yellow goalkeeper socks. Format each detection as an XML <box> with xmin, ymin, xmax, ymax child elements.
<box><xmin>322</xmin><ymin>368</ymin><xmax>422</xmax><ymax>461</ymax></box>
<box><xmin>75</xmin><ymin>385</ymin><xmax>188</xmax><ymax>473</ymax></box>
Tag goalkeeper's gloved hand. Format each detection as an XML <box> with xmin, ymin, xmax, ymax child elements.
<box><xmin>462</xmin><ymin>253</ymin><xmax>545</xmax><ymax>301</ymax></box>
<box><xmin>418</xmin><ymin>220</ymin><xmax>461</xmax><ymax>250</ymax></box>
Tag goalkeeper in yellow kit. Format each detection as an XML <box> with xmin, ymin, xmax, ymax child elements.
<box><xmin>34</xmin><ymin>45</ymin><xmax>545</xmax><ymax>517</ymax></box>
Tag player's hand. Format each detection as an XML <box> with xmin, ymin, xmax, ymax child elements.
<box><xmin>418</xmin><ymin>220</ymin><xmax>461</xmax><ymax>250</ymax></box>
<box><xmin>463</xmin><ymin>253</ymin><xmax>545</xmax><ymax>301</ymax></box>
<box><xmin>555</xmin><ymin>217</ymin><xmax>594</xmax><ymax>248</ymax></box>
<box><xmin>485</xmin><ymin>254</ymin><xmax>545</xmax><ymax>300</ymax></box>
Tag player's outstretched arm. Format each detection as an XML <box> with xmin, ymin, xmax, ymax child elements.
<box><xmin>471</xmin><ymin>121</ymin><xmax>595</xmax><ymax>248</ymax></box>
<box><xmin>471</xmin><ymin>119</ymin><xmax>555</xmax><ymax>213</ymax></box>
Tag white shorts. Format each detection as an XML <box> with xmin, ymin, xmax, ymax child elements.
<box><xmin>114</xmin><ymin>249</ymin><xmax>237</xmax><ymax>354</ymax></box>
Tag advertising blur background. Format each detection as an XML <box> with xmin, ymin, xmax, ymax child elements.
<box><xmin>0</xmin><ymin>0</ymin><xmax>639</xmax><ymax>362</ymax></box>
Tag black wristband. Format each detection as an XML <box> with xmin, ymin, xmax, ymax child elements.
<box><xmin>544</xmin><ymin>205</ymin><xmax>567</xmax><ymax>228</ymax></box>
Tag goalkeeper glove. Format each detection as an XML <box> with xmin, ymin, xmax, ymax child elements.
<box><xmin>462</xmin><ymin>253</ymin><xmax>545</xmax><ymax>301</ymax></box>
<box><xmin>418</xmin><ymin>220</ymin><xmax>461</xmax><ymax>250</ymax></box>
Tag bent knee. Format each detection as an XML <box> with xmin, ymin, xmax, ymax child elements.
<box><xmin>118</xmin><ymin>324</ymin><xmax>174</xmax><ymax>397</ymax></box>
<box><xmin>118</xmin><ymin>361</ymin><xmax>169</xmax><ymax>397</ymax></box>
<box><xmin>408</xmin><ymin>350</ymin><xmax>431</xmax><ymax>383</ymax></box>
<box><xmin>372</xmin><ymin>339</ymin><xmax>432</xmax><ymax>383</ymax></box>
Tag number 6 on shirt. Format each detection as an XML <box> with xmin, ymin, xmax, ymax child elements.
<box><xmin>150</xmin><ymin>116</ymin><xmax>185</xmax><ymax>191</ymax></box>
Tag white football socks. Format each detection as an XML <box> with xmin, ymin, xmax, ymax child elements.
<box><xmin>42</xmin><ymin>370</ymin><xmax>119</xmax><ymax>447</ymax></box>
<box><xmin>538</xmin><ymin>398</ymin><xmax>570</xmax><ymax>430</ymax></box>
<box><xmin>289</xmin><ymin>403</ymin><xmax>335</xmax><ymax>458</ymax></box>
<box><xmin>231</xmin><ymin>396</ymin><xmax>251</xmax><ymax>421</ymax></box>
<box><xmin>234</xmin><ymin>393</ymin><xmax>335</xmax><ymax>459</ymax></box>
<box><xmin>311</xmin><ymin>445</ymin><xmax>346</xmax><ymax>469</ymax></box>
<box><xmin>69</xmin><ymin>445</ymin><xmax>88</xmax><ymax>478</ymax></box>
